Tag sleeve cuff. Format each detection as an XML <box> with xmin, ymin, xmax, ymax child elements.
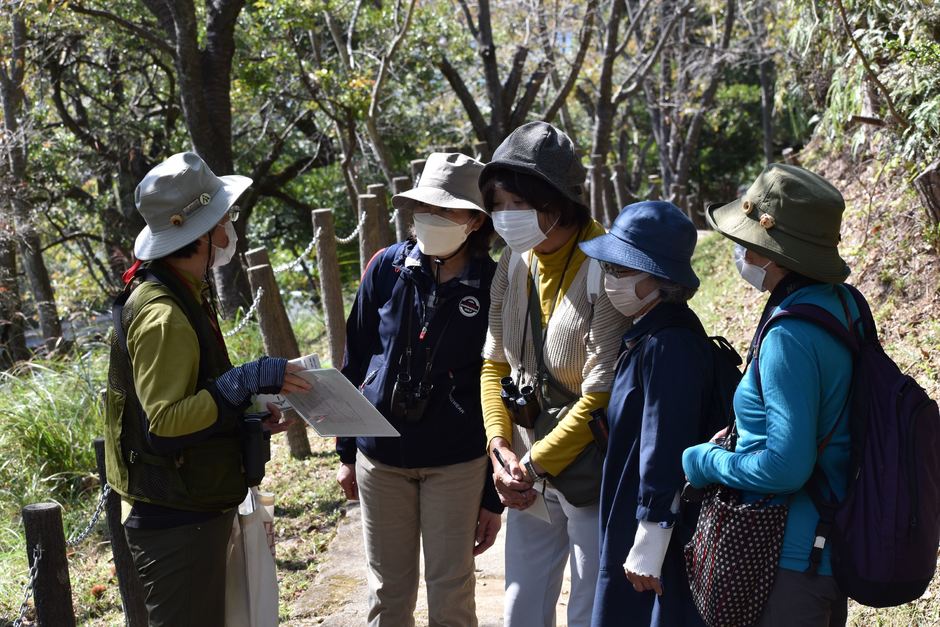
<box><xmin>624</xmin><ymin>520</ymin><xmax>674</xmax><ymax>579</ymax></box>
<box><xmin>682</xmin><ymin>442</ymin><xmax>722</xmax><ymax>488</ymax></box>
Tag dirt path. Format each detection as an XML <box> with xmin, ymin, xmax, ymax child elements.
<box><xmin>294</xmin><ymin>503</ymin><xmax>572</xmax><ymax>625</ymax></box>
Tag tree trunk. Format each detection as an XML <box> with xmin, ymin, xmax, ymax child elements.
<box><xmin>0</xmin><ymin>231</ymin><xmax>28</xmax><ymax>367</ymax></box>
<box><xmin>759</xmin><ymin>56</ymin><xmax>775</xmax><ymax>164</ymax></box>
<box><xmin>1</xmin><ymin>9</ymin><xmax>63</xmax><ymax>353</ymax></box>
<box><xmin>142</xmin><ymin>0</ymin><xmax>251</xmax><ymax>316</ymax></box>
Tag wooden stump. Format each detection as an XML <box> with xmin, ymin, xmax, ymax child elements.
<box><xmin>358</xmin><ymin>194</ymin><xmax>382</xmax><ymax>276</ymax></box>
<box><xmin>247</xmin><ymin>260</ymin><xmax>312</xmax><ymax>459</ymax></box>
<box><xmin>22</xmin><ymin>503</ymin><xmax>75</xmax><ymax>626</ymax></box>
<box><xmin>367</xmin><ymin>183</ymin><xmax>395</xmax><ymax>248</ymax></box>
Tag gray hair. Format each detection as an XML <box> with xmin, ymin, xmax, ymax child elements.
<box><xmin>656</xmin><ymin>277</ymin><xmax>698</xmax><ymax>303</ymax></box>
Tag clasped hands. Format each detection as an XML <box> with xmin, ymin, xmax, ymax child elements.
<box><xmin>488</xmin><ymin>437</ymin><xmax>541</xmax><ymax>510</ymax></box>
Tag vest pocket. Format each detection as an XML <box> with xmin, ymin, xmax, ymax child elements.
<box><xmin>177</xmin><ymin>436</ymin><xmax>247</xmax><ymax>509</ymax></box>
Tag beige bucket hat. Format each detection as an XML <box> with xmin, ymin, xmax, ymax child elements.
<box><xmin>393</xmin><ymin>152</ymin><xmax>487</xmax><ymax>214</ymax></box>
<box><xmin>133</xmin><ymin>152</ymin><xmax>252</xmax><ymax>261</ymax></box>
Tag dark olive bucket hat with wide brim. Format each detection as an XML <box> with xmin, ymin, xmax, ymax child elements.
<box><xmin>706</xmin><ymin>163</ymin><xmax>851</xmax><ymax>283</ymax></box>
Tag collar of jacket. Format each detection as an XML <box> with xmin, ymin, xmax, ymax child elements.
<box><xmin>400</xmin><ymin>239</ymin><xmax>485</xmax><ymax>289</ymax></box>
<box><xmin>623</xmin><ymin>301</ymin><xmax>702</xmax><ymax>344</ymax></box>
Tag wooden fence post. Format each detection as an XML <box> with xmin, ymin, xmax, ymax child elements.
<box><xmin>22</xmin><ymin>503</ymin><xmax>75</xmax><ymax>626</ymax></box>
<box><xmin>602</xmin><ymin>165</ymin><xmax>619</xmax><ymax>225</ymax></box>
<box><xmin>442</xmin><ymin>144</ymin><xmax>461</xmax><ymax>154</ymax></box>
<box><xmin>246</xmin><ymin>258</ymin><xmax>312</xmax><ymax>459</ymax></box>
<box><xmin>391</xmin><ymin>176</ymin><xmax>413</xmax><ymax>242</ymax></box>
<box><xmin>610</xmin><ymin>163</ymin><xmax>636</xmax><ymax>210</ymax></box>
<box><xmin>93</xmin><ymin>439</ymin><xmax>148</xmax><ymax>626</ymax></box>
<box><xmin>410</xmin><ymin>159</ymin><xmax>426</xmax><ymax>186</ymax></box>
<box><xmin>589</xmin><ymin>155</ymin><xmax>606</xmax><ymax>225</ymax></box>
<box><xmin>312</xmin><ymin>209</ymin><xmax>347</xmax><ymax>369</ymax></box>
<box><xmin>367</xmin><ymin>183</ymin><xmax>395</xmax><ymax>248</ymax></box>
<box><xmin>358</xmin><ymin>194</ymin><xmax>381</xmax><ymax>276</ymax></box>
<box><xmin>473</xmin><ymin>141</ymin><xmax>490</xmax><ymax>162</ymax></box>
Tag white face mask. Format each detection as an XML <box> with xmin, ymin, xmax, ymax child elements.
<box><xmin>211</xmin><ymin>220</ymin><xmax>238</xmax><ymax>269</ymax></box>
<box><xmin>604</xmin><ymin>271</ymin><xmax>659</xmax><ymax>317</ymax></box>
<box><xmin>492</xmin><ymin>209</ymin><xmax>558</xmax><ymax>253</ymax></box>
<box><xmin>413</xmin><ymin>213</ymin><xmax>471</xmax><ymax>257</ymax></box>
<box><xmin>733</xmin><ymin>244</ymin><xmax>771</xmax><ymax>292</ymax></box>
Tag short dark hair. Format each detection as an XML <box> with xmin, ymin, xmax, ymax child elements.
<box><xmin>165</xmin><ymin>237</ymin><xmax>203</xmax><ymax>259</ymax></box>
<box><xmin>481</xmin><ymin>169</ymin><xmax>590</xmax><ymax>229</ymax></box>
<box><xmin>467</xmin><ymin>216</ymin><xmax>495</xmax><ymax>257</ymax></box>
<box><xmin>657</xmin><ymin>278</ymin><xmax>698</xmax><ymax>303</ymax></box>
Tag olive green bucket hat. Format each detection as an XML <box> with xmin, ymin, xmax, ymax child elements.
<box><xmin>705</xmin><ymin>163</ymin><xmax>851</xmax><ymax>283</ymax></box>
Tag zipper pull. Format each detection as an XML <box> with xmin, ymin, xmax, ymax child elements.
<box><xmin>419</xmin><ymin>324</ymin><xmax>428</xmax><ymax>341</ymax></box>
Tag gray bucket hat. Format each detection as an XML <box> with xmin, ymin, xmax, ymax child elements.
<box><xmin>706</xmin><ymin>163</ymin><xmax>850</xmax><ymax>283</ymax></box>
<box><xmin>479</xmin><ymin>122</ymin><xmax>587</xmax><ymax>208</ymax></box>
<box><xmin>133</xmin><ymin>152</ymin><xmax>252</xmax><ymax>261</ymax></box>
<box><xmin>393</xmin><ymin>152</ymin><xmax>487</xmax><ymax>213</ymax></box>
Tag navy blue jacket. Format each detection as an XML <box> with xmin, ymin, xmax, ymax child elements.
<box><xmin>337</xmin><ymin>241</ymin><xmax>502</xmax><ymax>513</ymax></box>
<box><xmin>593</xmin><ymin>303</ymin><xmax>713</xmax><ymax>627</ymax></box>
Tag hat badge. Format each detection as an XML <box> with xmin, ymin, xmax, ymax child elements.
<box><xmin>759</xmin><ymin>213</ymin><xmax>776</xmax><ymax>229</ymax></box>
<box><xmin>199</xmin><ymin>192</ymin><xmax>211</xmax><ymax>206</ymax></box>
<box><xmin>169</xmin><ymin>214</ymin><xmax>184</xmax><ymax>226</ymax></box>
<box><xmin>742</xmin><ymin>199</ymin><xmax>753</xmax><ymax>215</ymax></box>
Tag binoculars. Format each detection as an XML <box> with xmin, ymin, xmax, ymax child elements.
<box><xmin>500</xmin><ymin>376</ymin><xmax>541</xmax><ymax>429</ymax></box>
<box><xmin>390</xmin><ymin>372</ymin><xmax>432</xmax><ymax>423</ymax></box>
<box><xmin>241</xmin><ymin>413</ymin><xmax>272</xmax><ymax>487</ymax></box>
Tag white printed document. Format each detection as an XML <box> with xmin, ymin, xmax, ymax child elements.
<box><xmin>286</xmin><ymin>368</ymin><xmax>400</xmax><ymax>438</ymax></box>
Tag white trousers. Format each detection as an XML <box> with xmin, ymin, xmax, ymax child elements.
<box><xmin>504</xmin><ymin>485</ymin><xmax>600</xmax><ymax>627</ymax></box>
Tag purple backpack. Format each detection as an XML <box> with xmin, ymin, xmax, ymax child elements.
<box><xmin>758</xmin><ymin>283</ymin><xmax>940</xmax><ymax>607</ymax></box>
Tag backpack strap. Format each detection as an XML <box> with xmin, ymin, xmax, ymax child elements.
<box><xmin>367</xmin><ymin>243</ymin><xmax>406</xmax><ymax>308</ymax></box>
<box><xmin>586</xmin><ymin>258</ymin><xmax>603</xmax><ymax>305</ymax></box>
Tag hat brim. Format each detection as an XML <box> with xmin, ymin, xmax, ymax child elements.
<box><xmin>134</xmin><ymin>174</ymin><xmax>252</xmax><ymax>261</ymax></box>
<box><xmin>579</xmin><ymin>232</ymin><xmax>700</xmax><ymax>289</ymax></box>
<box><xmin>705</xmin><ymin>198</ymin><xmax>850</xmax><ymax>283</ymax></box>
<box><xmin>393</xmin><ymin>187</ymin><xmax>487</xmax><ymax>214</ymax></box>
<box><xmin>480</xmin><ymin>159</ymin><xmax>587</xmax><ymax>209</ymax></box>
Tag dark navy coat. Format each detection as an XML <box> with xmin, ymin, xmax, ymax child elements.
<box><xmin>592</xmin><ymin>303</ymin><xmax>714</xmax><ymax>627</ymax></box>
<box><xmin>336</xmin><ymin>240</ymin><xmax>501</xmax><ymax>512</ymax></box>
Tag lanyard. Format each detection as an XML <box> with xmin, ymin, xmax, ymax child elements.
<box><xmin>517</xmin><ymin>230</ymin><xmax>580</xmax><ymax>389</ymax></box>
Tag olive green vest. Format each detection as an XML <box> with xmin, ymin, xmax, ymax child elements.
<box><xmin>104</xmin><ymin>263</ymin><xmax>247</xmax><ymax>511</ymax></box>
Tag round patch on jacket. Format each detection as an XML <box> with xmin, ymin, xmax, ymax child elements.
<box><xmin>458</xmin><ymin>296</ymin><xmax>481</xmax><ymax>317</ymax></box>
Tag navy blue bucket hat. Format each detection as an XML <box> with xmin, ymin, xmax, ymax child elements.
<box><xmin>579</xmin><ymin>201</ymin><xmax>700</xmax><ymax>288</ymax></box>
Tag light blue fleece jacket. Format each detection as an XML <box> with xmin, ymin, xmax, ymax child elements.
<box><xmin>683</xmin><ymin>284</ymin><xmax>857</xmax><ymax>575</ymax></box>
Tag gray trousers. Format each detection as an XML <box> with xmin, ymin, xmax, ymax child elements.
<box><xmin>125</xmin><ymin>509</ymin><xmax>236</xmax><ymax>627</ymax></box>
<box><xmin>758</xmin><ymin>568</ymin><xmax>848</xmax><ymax>627</ymax></box>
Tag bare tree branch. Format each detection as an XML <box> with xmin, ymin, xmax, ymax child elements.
<box><xmin>438</xmin><ymin>55</ymin><xmax>489</xmax><ymax>142</ymax></box>
<box><xmin>542</xmin><ymin>0</ymin><xmax>597</xmax><ymax>123</ymax></box>
<box><xmin>69</xmin><ymin>4</ymin><xmax>173</xmax><ymax>56</ymax></box>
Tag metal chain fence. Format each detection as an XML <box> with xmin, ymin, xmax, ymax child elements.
<box><xmin>13</xmin><ymin>545</ymin><xmax>41</xmax><ymax>627</ymax></box>
<box><xmin>223</xmin><ymin>286</ymin><xmax>265</xmax><ymax>338</ymax></box>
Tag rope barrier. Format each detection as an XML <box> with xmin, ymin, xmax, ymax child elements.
<box><xmin>335</xmin><ymin>210</ymin><xmax>365</xmax><ymax>244</ymax></box>
<box><xmin>273</xmin><ymin>238</ymin><xmax>316</xmax><ymax>275</ymax></box>
<box><xmin>223</xmin><ymin>287</ymin><xmax>264</xmax><ymax>338</ymax></box>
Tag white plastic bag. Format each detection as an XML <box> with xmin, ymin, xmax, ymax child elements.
<box><xmin>225</xmin><ymin>487</ymin><xmax>278</xmax><ymax>627</ymax></box>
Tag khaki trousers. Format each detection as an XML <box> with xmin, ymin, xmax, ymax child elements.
<box><xmin>357</xmin><ymin>451</ymin><xmax>488</xmax><ymax>627</ymax></box>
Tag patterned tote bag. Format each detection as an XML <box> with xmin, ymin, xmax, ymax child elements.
<box><xmin>684</xmin><ymin>486</ymin><xmax>788</xmax><ymax>626</ymax></box>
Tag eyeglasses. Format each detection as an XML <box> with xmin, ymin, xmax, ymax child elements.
<box><xmin>599</xmin><ymin>260</ymin><xmax>640</xmax><ymax>278</ymax></box>
<box><xmin>228</xmin><ymin>205</ymin><xmax>240</xmax><ymax>223</ymax></box>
